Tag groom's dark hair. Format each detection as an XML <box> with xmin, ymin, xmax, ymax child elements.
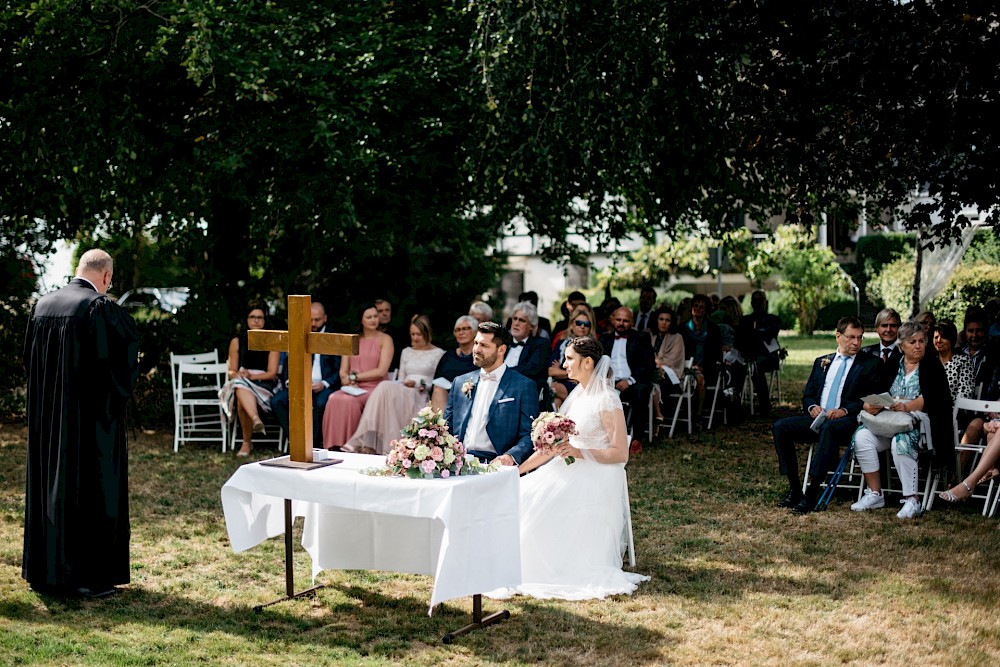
<box><xmin>478</xmin><ymin>321</ymin><xmax>512</xmax><ymax>355</ymax></box>
<box><xmin>568</xmin><ymin>336</ymin><xmax>603</xmax><ymax>365</ymax></box>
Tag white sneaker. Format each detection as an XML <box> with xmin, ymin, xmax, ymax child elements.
<box><xmin>851</xmin><ymin>488</ymin><xmax>885</xmax><ymax>512</ymax></box>
<box><xmin>896</xmin><ymin>497</ymin><xmax>922</xmax><ymax>519</ymax></box>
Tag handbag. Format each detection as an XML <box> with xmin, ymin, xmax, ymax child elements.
<box><xmin>858</xmin><ymin>409</ymin><xmax>917</xmax><ymax>437</ymax></box>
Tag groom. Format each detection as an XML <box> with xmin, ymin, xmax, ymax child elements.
<box><xmin>444</xmin><ymin>321</ymin><xmax>538</xmax><ymax>465</ymax></box>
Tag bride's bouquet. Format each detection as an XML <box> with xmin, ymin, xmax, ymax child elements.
<box><xmin>531</xmin><ymin>411</ymin><xmax>577</xmax><ymax>464</ymax></box>
<box><xmin>370</xmin><ymin>406</ymin><xmax>496</xmax><ymax>479</ymax></box>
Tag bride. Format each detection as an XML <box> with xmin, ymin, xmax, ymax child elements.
<box><xmin>491</xmin><ymin>337</ymin><xmax>650</xmax><ymax>600</ymax></box>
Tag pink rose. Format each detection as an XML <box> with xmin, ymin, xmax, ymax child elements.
<box><xmin>421</xmin><ymin>459</ymin><xmax>437</xmax><ymax>475</ymax></box>
<box><xmin>440</xmin><ymin>469</ymin><xmax>450</xmax><ymax>478</ymax></box>
<box><xmin>430</xmin><ymin>446</ymin><xmax>444</xmax><ymax>461</ymax></box>
<box><xmin>543</xmin><ymin>432</ymin><xmax>556</xmax><ymax>444</ymax></box>
<box><xmin>401</xmin><ymin>458</ymin><xmax>411</xmax><ymax>469</ymax></box>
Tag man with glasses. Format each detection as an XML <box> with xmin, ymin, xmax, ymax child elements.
<box><xmin>505</xmin><ymin>301</ymin><xmax>550</xmax><ymax>396</ymax></box>
<box><xmin>772</xmin><ymin>316</ymin><xmax>880</xmax><ymax>514</ymax></box>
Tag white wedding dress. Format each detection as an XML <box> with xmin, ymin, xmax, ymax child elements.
<box><xmin>490</xmin><ymin>358</ymin><xmax>650</xmax><ymax>600</ymax></box>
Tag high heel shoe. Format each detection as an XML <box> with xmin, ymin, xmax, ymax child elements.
<box><xmin>251</xmin><ymin>417</ymin><xmax>266</xmax><ymax>435</ymax></box>
<box><xmin>938</xmin><ymin>481</ymin><xmax>972</xmax><ymax>503</ymax></box>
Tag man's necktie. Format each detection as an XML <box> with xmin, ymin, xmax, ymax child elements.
<box><xmin>824</xmin><ymin>355</ymin><xmax>848</xmax><ymax>411</ymax></box>
<box><xmin>881</xmin><ymin>348</ymin><xmax>890</xmax><ymax>363</ymax></box>
<box><xmin>638</xmin><ymin>314</ymin><xmax>646</xmax><ymax>331</ymax></box>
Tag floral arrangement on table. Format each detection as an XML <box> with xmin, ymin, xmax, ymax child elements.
<box><xmin>531</xmin><ymin>411</ymin><xmax>578</xmax><ymax>465</ymax></box>
<box><xmin>362</xmin><ymin>406</ymin><xmax>499</xmax><ymax>478</ymax></box>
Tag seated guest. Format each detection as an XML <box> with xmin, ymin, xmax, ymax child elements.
<box><xmin>596</xmin><ymin>295</ymin><xmax>622</xmax><ymax>335</ymax></box>
<box><xmin>430</xmin><ymin>315</ymin><xmax>478</xmax><ymax>412</ymax></box>
<box><xmin>916</xmin><ymin>310</ymin><xmax>936</xmax><ymax>334</ymax></box>
<box><xmin>675</xmin><ymin>297</ymin><xmax>693</xmax><ymax>328</ymax></box>
<box><xmin>505</xmin><ymin>291</ymin><xmax>551</xmax><ymax>339</ymax></box>
<box><xmin>469</xmin><ymin>301</ymin><xmax>494</xmax><ymax>324</ymax></box>
<box><xmin>599</xmin><ymin>306</ymin><xmax>655</xmax><ymax>450</ymax></box>
<box><xmin>321</xmin><ymin>303</ymin><xmax>393</xmax><ymax>449</ymax></box>
<box><xmin>961</xmin><ymin>307</ymin><xmax>995</xmax><ymax>386</ymax></box>
<box><xmin>861</xmin><ymin>308</ymin><xmax>903</xmax><ymax>387</ymax></box>
<box><xmin>548</xmin><ymin>304</ymin><xmax>597</xmax><ymax>409</ymax></box>
<box><xmin>649</xmin><ymin>306</ymin><xmax>686</xmax><ymax>424</ymax></box>
<box><xmin>939</xmin><ymin>418</ymin><xmax>1000</xmax><ymax>503</ymax></box>
<box><xmin>505</xmin><ymin>301</ymin><xmax>550</xmax><ymax>394</ymax></box>
<box><xmin>634</xmin><ymin>286</ymin><xmax>657</xmax><ymax>333</ymax></box>
<box><xmin>772</xmin><ymin>316</ymin><xmax>879</xmax><ymax>513</ymax></box>
<box><xmin>679</xmin><ymin>294</ymin><xmax>723</xmax><ymax>423</ymax></box>
<box><xmin>343</xmin><ymin>315</ymin><xmax>445</xmax><ymax>454</ymax></box>
<box><xmin>717</xmin><ymin>296</ymin><xmax>747</xmax><ymax>410</ymax></box>
<box><xmin>551</xmin><ymin>290</ymin><xmax>587</xmax><ymax>339</ymax></box>
<box><xmin>851</xmin><ymin>320</ymin><xmax>952</xmax><ymax>519</ymax></box>
<box><xmin>736</xmin><ymin>290</ymin><xmax>782</xmax><ymax>415</ymax></box>
<box><xmin>222</xmin><ymin>302</ymin><xmax>280</xmax><ymax>457</ymax></box>
<box><xmin>269</xmin><ymin>302</ymin><xmax>341</xmax><ymax>449</ymax></box>
<box><xmin>934</xmin><ymin>321</ymin><xmax>976</xmax><ymax>403</ymax></box>
<box><xmin>376</xmin><ymin>298</ymin><xmax>407</xmax><ymax>372</ymax></box>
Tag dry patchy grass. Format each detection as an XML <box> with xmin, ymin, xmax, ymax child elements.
<box><xmin>1</xmin><ymin>337</ymin><xmax>999</xmax><ymax>666</ymax></box>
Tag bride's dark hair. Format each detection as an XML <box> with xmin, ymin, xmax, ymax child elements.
<box><xmin>568</xmin><ymin>336</ymin><xmax>603</xmax><ymax>365</ymax></box>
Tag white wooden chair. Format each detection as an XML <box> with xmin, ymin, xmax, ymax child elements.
<box><xmin>667</xmin><ymin>360</ymin><xmax>696</xmax><ymax>438</ymax></box>
<box><xmin>173</xmin><ymin>362</ymin><xmax>229</xmax><ymax>452</ymax></box>
<box><xmin>924</xmin><ymin>397</ymin><xmax>999</xmax><ymax>513</ymax></box>
<box><xmin>704</xmin><ymin>365</ymin><xmax>730</xmax><ymax>430</ymax></box>
<box><xmin>170</xmin><ymin>351</ymin><xmax>219</xmax><ymax>439</ymax></box>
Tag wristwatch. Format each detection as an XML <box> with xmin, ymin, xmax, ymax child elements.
<box><xmin>349</xmin><ymin>371</ymin><xmax>358</xmax><ymax>384</ymax></box>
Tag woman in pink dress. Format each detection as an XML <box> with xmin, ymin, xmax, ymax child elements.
<box><xmin>321</xmin><ymin>304</ymin><xmax>394</xmax><ymax>449</ymax></box>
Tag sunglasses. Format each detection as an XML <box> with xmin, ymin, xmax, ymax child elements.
<box><xmin>573</xmin><ymin>320</ymin><xmax>592</xmax><ymax>327</ymax></box>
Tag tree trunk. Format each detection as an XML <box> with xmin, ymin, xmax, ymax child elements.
<box><xmin>911</xmin><ymin>229</ymin><xmax>923</xmax><ymax>319</ymax></box>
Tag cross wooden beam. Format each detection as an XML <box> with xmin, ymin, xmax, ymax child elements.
<box><xmin>249</xmin><ymin>295</ymin><xmax>359</xmax><ymax>464</ymax></box>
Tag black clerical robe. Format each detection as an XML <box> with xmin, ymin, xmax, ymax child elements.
<box><xmin>22</xmin><ymin>278</ymin><xmax>140</xmax><ymax>592</ymax></box>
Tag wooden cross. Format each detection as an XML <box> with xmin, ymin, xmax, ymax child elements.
<box><xmin>249</xmin><ymin>295</ymin><xmax>359</xmax><ymax>465</ymax></box>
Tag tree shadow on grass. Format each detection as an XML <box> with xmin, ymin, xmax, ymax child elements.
<box><xmin>0</xmin><ymin>581</ymin><xmax>667</xmax><ymax>664</ymax></box>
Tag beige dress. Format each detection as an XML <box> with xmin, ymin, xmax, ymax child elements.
<box><xmin>344</xmin><ymin>346</ymin><xmax>445</xmax><ymax>454</ymax></box>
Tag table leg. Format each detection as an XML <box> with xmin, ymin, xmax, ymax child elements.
<box><xmin>253</xmin><ymin>499</ymin><xmax>325</xmax><ymax>612</ymax></box>
<box><xmin>441</xmin><ymin>594</ymin><xmax>511</xmax><ymax>643</ymax></box>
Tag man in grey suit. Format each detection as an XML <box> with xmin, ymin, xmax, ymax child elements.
<box><xmin>444</xmin><ymin>322</ymin><xmax>538</xmax><ymax>465</ymax></box>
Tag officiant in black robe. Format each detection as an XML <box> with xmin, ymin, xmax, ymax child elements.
<box><xmin>22</xmin><ymin>249</ymin><xmax>140</xmax><ymax>597</ymax></box>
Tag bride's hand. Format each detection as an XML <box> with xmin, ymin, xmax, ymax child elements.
<box><xmin>555</xmin><ymin>442</ymin><xmax>580</xmax><ymax>459</ymax></box>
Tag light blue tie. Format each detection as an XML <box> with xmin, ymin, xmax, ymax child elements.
<box><xmin>824</xmin><ymin>355</ymin><xmax>848</xmax><ymax>411</ymax></box>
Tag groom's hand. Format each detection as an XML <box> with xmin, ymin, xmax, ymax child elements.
<box><xmin>496</xmin><ymin>454</ymin><xmax>515</xmax><ymax>466</ymax></box>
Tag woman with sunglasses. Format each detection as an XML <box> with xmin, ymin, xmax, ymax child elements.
<box><xmin>548</xmin><ymin>304</ymin><xmax>598</xmax><ymax>409</ymax></box>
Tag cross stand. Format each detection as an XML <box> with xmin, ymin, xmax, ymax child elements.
<box><xmin>253</xmin><ymin>498</ymin><xmax>325</xmax><ymax>612</ymax></box>
<box><xmin>442</xmin><ymin>595</ymin><xmax>511</xmax><ymax>643</ymax></box>
<box><xmin>247</xmin><ymin>295</ymin><xmax>359</xmax><ymax>610</ymax></box>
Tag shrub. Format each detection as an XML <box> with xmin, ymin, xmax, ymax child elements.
<box><xmin>868</xmin><ymin>259</ymin><xmax>1000</xmax><ymax>323</ymax></box>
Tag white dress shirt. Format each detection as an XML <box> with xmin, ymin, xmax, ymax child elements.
<box><xmin>505</xmin><ymin>338</ymin><xmax>527</xmax><ymax>368</ymax></box>
<box><xmin>464</xmin><ymin>364</ymin><xmax>507</xmax><ymax>454</ymax></box>
<box><xmin>818</xmin><ymin>353</ymin><xmax>855</xmax><ymax>410</ymax></box>
<box><xmin>610</xmin><ymin>336</ymin><xmax>634</xmax><ymax>383</ymax></box>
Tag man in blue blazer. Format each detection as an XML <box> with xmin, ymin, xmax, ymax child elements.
<box><xmin>444</xmin><ymin>322</ymin><xmax>539</xmax><ymax>465</ymax></box>
<box><xmin>772</xmin><ymin>316</ymin><xmax>880</xmax><ymax>514</ymax></box>
<box><xmin>270</xmin><ymin>302</ymin><xmax>341</xmax><ymax>448</ymax></box>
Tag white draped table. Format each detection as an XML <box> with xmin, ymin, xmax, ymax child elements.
<box><xmin>221</xmin><ymin>453</ymin><xmax>521</xmax><ymax>614</ymax></box>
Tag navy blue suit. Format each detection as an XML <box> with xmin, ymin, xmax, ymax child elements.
<box><xmin>443</xmin><ymin>367</ymin><xmax>539</xmax><ymax>464</ymax></box>
<box><xmin>270</xmin><ymin>345</ymin><xmax>341</xmax><ymax>447</ymax></box>
<box><xmin>600</xmin><ymin>329</ymin><xmax>656</xmax><ymax>441</ymax></box>
<box><xmin>506</xmin><ymin>336</ymin><xmax>550</xmax><ymax>395</ymax></box>
<box><xmin>772</xmin><ymin>351</ymin><xmax>880</xmax><ymax>492</ymax></box>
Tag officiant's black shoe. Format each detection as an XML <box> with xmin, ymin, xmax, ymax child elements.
<box><xmin>76</xmin><ymin>586</ymin><xmax>118</xmax><ymax>599</ymax></box>
<box><xmin>777</xmin><ymin>490</ymin><xmax>803</xmax><ymax>508</ymax></box>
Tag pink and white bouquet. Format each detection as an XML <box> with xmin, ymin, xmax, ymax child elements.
<box><xmin>378</xmin><ymin>406</ymin><xmax>493</xmax><ymax>479</ymax></box>
<box><xmin>531</xmin><ymin>411</ymin><xmax>577</xmax><ymax>465</ymax></box>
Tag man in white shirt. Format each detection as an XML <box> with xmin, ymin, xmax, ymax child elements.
<box><xmin>504</xmin><ymin>301</ymin><xmax>550</xmax><ymax>396</ymax></box>
<box><xmin>270</xmin><ymin>302</ymin><xmax>341</xmax><ymax>448</ymax></box>
<box><xmin>444</xmin><ymin>322</ymin><xmax>538</xmax><ymax>465</ymax></box>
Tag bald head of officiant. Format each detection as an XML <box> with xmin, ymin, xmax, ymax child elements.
<box><xmin>77</xmin><ymin>249</ymin><xmax>114</xmax><ymax>295</ymax></box>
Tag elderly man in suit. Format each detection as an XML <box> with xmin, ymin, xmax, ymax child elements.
<box><xmin>599</xmin><ymin>306</ymin><xmax>656</xmax><ymax>450</ymax></box>
<box><xmin>270</xmin><ymin>301</ymin><xmax>341</xmax><ymax>449</ymax></box>
<box><xmin>444</xmin><ymin>322</ymin><xmax>538</xmax><ymax>465</ymax></box>
<box><xmin>504</xmin><ymin>301</ymin><xmax>550</xmax><ymax>396</ymax></box>
<box><xmin>772</xmin><ymin>316</ymin><xmax>880</xmax><ymax>514</ymax></box>
<box><xmin>861</xmin><ymin>307</ymin><xmax>902</xmax><ymax>386</ymax></box>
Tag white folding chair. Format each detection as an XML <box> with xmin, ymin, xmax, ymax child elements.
<box><xmin>668</xmin><ymin>360</ymin><xmax>696</xmax><ymax>438</ymax></box>
<box><xmin>170</xmin><ymin>351</ymin><xmax>219</xmax><ymax>435</ymax></box>
<box><xmin>173</xmin><ymin>362</ymin><xmax>229</xmax><ymax>452</ymax></box>
<box><xmin>924</xmin><ymin>397</ymin><xmax>998</xmax><ymax>512</ymax></box>
<box><xmin>705</xmin><ymin>366</ymin><xmax>730</xmax><ymax>430</ymax></box>
<box><xmin>623</xmin><ymin>471</ymin><xmax>636</xmax><ymax>567</ymax></box>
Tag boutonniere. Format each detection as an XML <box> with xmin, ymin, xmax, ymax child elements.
<box><xmin>820</xmin><ymin>356</ymin><xmax>832</xmax><ymax>371</ymax></box>
<box><xmin>461</xmin><ymin>380</ymin><xmax>476</xmax><ymax>398</ymax></box>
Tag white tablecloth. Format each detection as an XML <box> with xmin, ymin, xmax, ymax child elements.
<box><xmin>221</xmin><ymin>453</ymin><xmax>521</xmax><ymax>612</ymax></box>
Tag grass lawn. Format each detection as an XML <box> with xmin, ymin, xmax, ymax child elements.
<box><xmin>2</xmin><ymin>333</ymin><xmax>999</xmax><ymax>666</ymax></box>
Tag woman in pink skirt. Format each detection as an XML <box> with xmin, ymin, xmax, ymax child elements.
<box><xmin>322</xmin><ymin>304</ymin><xmax>393</xmax><ymax>449</ymax></box>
